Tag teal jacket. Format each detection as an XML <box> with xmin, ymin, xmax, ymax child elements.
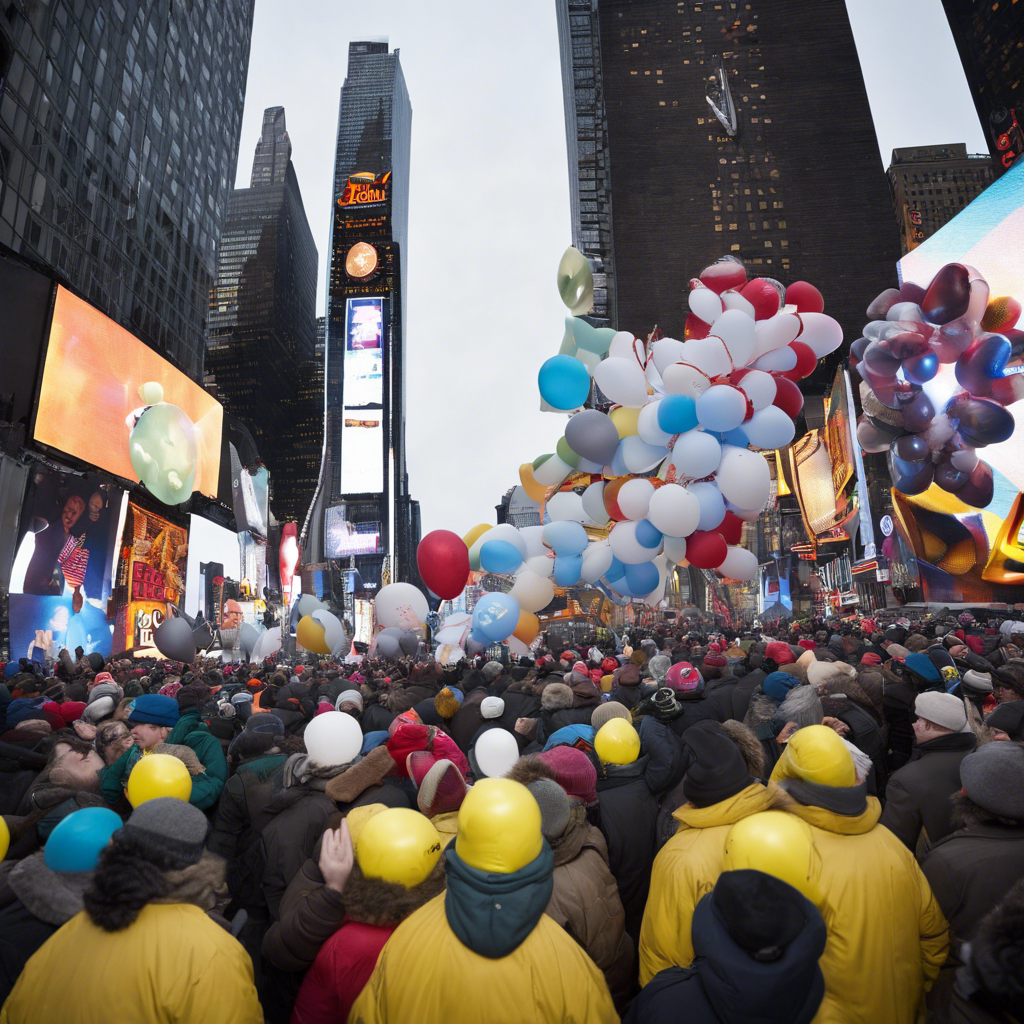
<box><xmin>100</xmin><ymin>709</ymin><xmax>227</xmax><ymax>810</ymax></box>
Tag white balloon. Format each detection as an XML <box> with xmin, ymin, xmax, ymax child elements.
<box><xmin>712</xmin><ymin>308</ymin><xmax>756</xmax><ymax>367</ymax></box>
<box><xmin>647</xmin><ymin>483</ymin><xmax>701</xmax><ymax>537</ymax></box>
<box><xmin>519</xmin><ymin>524</ymin><xmax>548</xmax><ymax>558</ymax></box>
<box><xmin>609</xmin><ymin>520</ymin><xmax>664</xmax><ymax>564</ymax></box>
<box><xmin>752</xmin><ymin>346</ymin><xmax>797</xmax><ymax>373</ymax></box>
<box><xmin>621</xmin><ymin>435</ymin><xmax>669</xmax><ymax>474</ymax></box>
<box><xmin>486</xmin><ymin>523</ymin><xmax>527</xmax><ymax>558</ymax></box>
<box><xmin>662</xmin><ymin>362</ymin><xmax>712</xmax><ymax>398</ymax></box>
<box><xmin>695</xmin><ymin>385</ymin><xmax>748</xmax><ymax>432</ymax></box>
<box><xmin>717</xmin><ymin>545</ymin><xmax>759</xmax><ymax>581</ymax></box>
<box><xmin>798</xmin><ymin>312</ymin><xmax>843</xmax><ymax>357</ymax></box>
<box><xmin>295</xmin><ymin>594</ymin><xmax>327</xmax><ymax>616</ymax></box>
<box><xmin>690</xmin><ymin>481</ymin><xmax>727</xmax><ymax>531</ymax></box>
<box><xmin>375</xmin><ymin>582</ymin><xmax>429</xmax><ymax>630</ymax></box>
<box><xmin>663</xmin><ymin>535</ymin><xmax>688</xmax><ymax>564</ymax></box>
<box><xmin>474</xmin><ymin>728</ymin><xmax>521</xmax><ymax>778</ymax></box>
<box><xmin>721</xmin><ymin>289</ymin><xmax>756</xmax><ymax>317</ymax></box>
<box><xmin>311</xmin><ymin>609</ymin><xmax>348</xmax><ymax>656</ymax></box>
<box><xmin>670</xmin><ymin>430</ymin><xmax>722</xmax><ymax>479</ymax></box>
<box><xmin>533</xmin><ymin>453</ymin><xmax>574</xmax><ymax>487</ymax></box>
<box><xmin>575</xmin><ymin>348</ymin><xmax>602</xmax><ymax>375</ymax></box>
<box><xmin>736</xmin><ymin>369</ymin><xmax>777</xmax><ymax>410</ymax></box>
<box><xmin>726</xmin><ymin>503</ymin><xmax>763</xmax><ymax>522</ymax></box>
<box><xmin>679</xmin><ymin>336</ymin><xmax>732</xmax><ymax>378</ymax></box>
<box><xmin>581</xmin><ymin>540</ymin><xmax>614</xmax><ymax>583</ymax></box>
<box><xmin>752</xmin><ymin>313</ymin><xmax>801</xmax><ymax>359</ymax></box>
<box><xmin>524</xmin><ymin>554</ymin><xmax>554</xmax><ymax>578</ymax></box>
<box><xmin>435</xmin><ymin>644</ymin><xmax>466</xmax><ymax>665</ymax></box>
<box><xmin>651</xmin><ymin>337</ymin><xmax>686</xmax><ymax>374</ymax></box>
<box><xmin>716</xmin><ymin>446</ymin><xmax>771</xmax><ymax>510</ymax></box>
<box><xmin>609</xmin><ymin>331</ymin><xmax>640</xmax><ymax>360</ymax></box>
<box><xmin>743</xmin><ymin>405</ymin><xmax>796</xmax><ymax>449</ymax></box>
<box><xmin>510</xmin><ymin>569</ymin><xmax>555</xmax><ymax>612</ymax></box>
<box><xmin>546</xmin><ymin>490</ymin><xmax>588</xmax><ymax>523</ymax></box>
<box><xmin>251</xmin><ymin>627</ymin><xmax>282</xmax><ymax>663</ymax></box>
<box><xmin>435</xmin><ymin>612</ymin><xmax>473</xmax><ymax>645</ymax></box>
<box><xmin>581</xmin><ymin>481</ymin><xmax>610</xmax><ymax>525</ymax></box>
<box><xmin>304</xmin><ymin>712</ymin><xmax>362</xmax><ymax>768</ymax></box>
<box><xmin>637</xmin><ymin>401</ymin><xmax>674</xmax><ymax>446</ymax></box>
<box><xmin>688</xmin><ymin>286</ymin><xmax>723</xmax><ymax>323</ymax></box>
<box><xmin>617</xmin><ymin>478</ymin><xmax>655</xmax><ymax>520</ymax></box>
<box><xmin>593</xmin><ymin>357</ymin><xmax>649</xmax><ymax>408</ymax></box>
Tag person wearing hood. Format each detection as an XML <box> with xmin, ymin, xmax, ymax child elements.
<box><xmin>985</xmin><ymin>700</ymin><xmax>1024</xmax><ymax>741</ymax></box>
<box><xmin>628</xmin><ymin>825</ymin><xmax>826</xmax><ymax>1024</ymax></box>
<box><xmin>880</xmin><ymin>692</ymin><xmax>977</xmax><ymax>855</ymax></box>
<box><xmin>884</xmin><ymin>652</ymin><xmax>945</xmax><ymax>772</ymax></box>
<box><xmin>639</xmin><ymin>727</ymin><xmax>784</xmax><ymax>985</ymax></box>
<box><xmin>290</xmin><ymin>807</ymin><xmax>448</xmax><ymax>1024</ymax></box>
<box><xmin>0</xmin><ymin>798</ymin><xmax>262</xmax><ymax>1024</ymax></box>
<box><xmin>609</xmin><ymin>660</ymin><xmax>645</xmax><ymax>709</ymax></box>
<box><xmin>349</xmin><ymin>778</ymin><xmax>618</xmax><ymax>1023</ymax></box>
<box><xmin>921</xmin><ymin>741</ymin><xmax>1024</xmax><ymax>951</ymax></box>
<box><xmin>770</xmin><ymin>725</ymin><xmax>949</xmax><ymax>1023</ymax></box>
<box><xmin>535</xmin><ymin>677</ymin><xmax>600</xmax><ymax>747</ymax></box>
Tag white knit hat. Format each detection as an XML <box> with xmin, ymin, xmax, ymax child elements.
<box><xmin>480</xmin><ymin>696</ymin><xmax>505</xmax><ymax>720</ymax></box>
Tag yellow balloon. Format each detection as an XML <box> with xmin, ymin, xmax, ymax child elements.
<box><xmin>595</xmin><ymin>718</ymin><xmax>640</xmax><ymax>765</ymax></box>
<box><xmin>0</xmin><ymin>815</ymin><xmax>9</xmax><ymax>860</ymax></box>
<box><xmin>518</xmin><ymin>462</ymin><xmax>548</xmax><ymax>504</ymax></box>
<box><xmin>512</xmin><ymin>609</ymin><xmax>540</xmax><ymax>644</ymax></box>
<box><xmin>462</xmin><ymin>523</ymin><xmax>492</xmax><ymax>550</ymax></box>
<box><xmin>456</xmin><ymin>778</ymin><xmax>542</xmax><ymax>874</ymax></box>
<box><xmin>297</xmin><ymin>614</ymin><xmax>330</xmax><ymax>655</ymax></box>
<box><xmin>770</xmin><ymin>724</ymin><xmax>855</xmax><ymax>788</ymax></box>
<box><xmin>609</xmin><ymin>406</ymin><xmax>640</xmax><ymax>439</ymax></box>
<box><xmin>126</xmin><ymin>753</ymin><xmax>192</xmax><ymax>808</ymax></box>
<box><xmin>355</xmin><ymin>807</ymin><xmax>443</xmax><ymax>888</ymax></box>
<box><xmin>723</xmin><ymin>811</ymin><xmax>822</xmax><ymax>906</ymax></box>
<box><xmin>600</xmin><ymin>673</ymin><xmax>614</xmax><ymax>694</ymax></box>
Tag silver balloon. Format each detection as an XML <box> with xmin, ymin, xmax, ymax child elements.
<box><xmin>556</xmin><ymin>246</ymin><xmax>594</xmax><ymax>316</ymax></box>
<box><xmin>399</xmin><ymin>631</ymin><xmax>420</xmax><ymax>656</ymax></box>
<box><xmin>154</xmin><ymin>616</ymin><xmax>196</xmax><ymax>662</ymax></box>
<box><xmin>565</xmin><ymin>409</ymin><xmax>620</xmax><ymax>465</ymax></box>
<box><xmin>239</xmin><ymin>622</ymin><xmax>261</xmax><ymax>657</ymax></box>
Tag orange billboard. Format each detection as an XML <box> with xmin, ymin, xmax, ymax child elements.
<box><xmin>34</xmin><ymin>287</ymin><xmax>223</xmax><ymax>499</ymax></box>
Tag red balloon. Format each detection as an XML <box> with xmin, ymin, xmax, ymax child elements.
<box><xmin>785</xmin><ymin>281</ymin><xmax>824</xmax><ymax>314</ymax></box>
<box><xmin>717</xmin><ymin>511</ymin><xmax>744</xmax><ymax>545</ymax></box>
<box><xmin>772</xmin><ymin>376</ymin><xmax>804</xmax><ymax>417</ymax></box>
<box><xmin>781</xmin><ymin>342</ymin><xmax>818</xmax><ymax>381</ymax></box>
<box><xmin>684</xmin><ymin>313</ymin><xmax>711</xmax><ymax>340</ymax></box>
<box><xmin>740</xmin><ymin>278</ymin><xmax>782</xmax><ymax>321</ymax></box>
<box><xmin>279</xmin><ymin>522</ymin><xmax>300</xmax><ymax>593</ymax></box>
<box><xmin>416</xmin><ymin>530</ymin><xmax>470</xmax><ymax>600</ymax></box>
<box><xmin>686</xmin><ymin>530</ymin><xmax>728</xmax><ymax>569</ymax></box>
<box><xmin>699</xmin><ymin>260</ymin><xmax>747</xmax><ymax>295</ymax></box>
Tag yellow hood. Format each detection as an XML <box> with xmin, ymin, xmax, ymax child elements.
<box><xmin>673</xmin><ymin>781</ymin><xmax>781</xmax><ymax>831</ymax></box>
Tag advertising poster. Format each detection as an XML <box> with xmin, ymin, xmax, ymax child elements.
<box><xmin>325</xmin><ymin>505</ymin><xmax>381</xmax><ymax>558</ymax></box>
<box><xmin>185</xmin><ymin>514</ymin><xmax>241</xmax><ymax>620</ymax></box>
<box><xmin>34</xmin><ymin>286</ymin><xmax>223</xmax><ymax>499</ymax></box>
<box><xmin>341</xmin><ymin>297</ymin><xmax>385</xmax><ymax>495</ymax></box>
<box><xmin>9</xmin><ymin>591</ymin><xmax>113</xmax><ymax>661</ymax></box>
<box><xmin>112</xmin><ymin>503</ymin><xmax>188</xmax><ymax>653</ymax></box>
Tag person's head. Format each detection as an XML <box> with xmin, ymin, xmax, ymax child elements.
<box><xmin>986</xmin><ymin>702</ymin><xmax>1024</xmax><ymax>743</ymax></box>
<box><xmin>127</xmin><ymin>694</ymin><xmax>179</xmax><ymax>751</ymax></box>
<box><xmin>87</xmin><ymin>492</ymin><xmax>103</xmax><ymax>522</ymax></box>
<box><xmin>221</xmin><ymin>599</ymin><xmax>243</xmax><ymax>631</ymax></box>
<box><xmin>60</xmin><ymin>494</ymin><xmax>86</xmax><ymax>533</ymax></box>
<box><xmin>47</xmin><ymin>737</ymin><xmax>104</xmax><ymax>791</ymax></box>
<box><xmin>683</xmin><ymin>725</ymin><xmax>754</xmax><ymax>808</ymax></box>
<box><xmin>994</xmin><ymin>663</ymin><xmax>1024</xmax><ymax>704</ymax></box>
<box><xmin>957</xmin><ymin>742</ymin><xmax>1024</xmax><ymax>826</ymax></box>
<box><xmin>95</xmin><ymin>720</ymin><xmax>133</xmax><ymax>764</ymax></box>
<box><xmin>913</xmin><ymin>692</ymin><xmax>968</xmax><ymax>744</ymax></box>
<box><xmin>960</xmin><ymin>876</ymin><xmax>1024</xmax><ymax>1017</ymax></box>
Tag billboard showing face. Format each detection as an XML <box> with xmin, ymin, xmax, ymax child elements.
<box><xmin>341</xmin><ymin>297</ymin><xmax>385</xmax><ymax>494</ymax></box>
<box><xmin>34</xmin><ymin>287</ymin><xmax>223</xmax><ymax>500</ymax></box>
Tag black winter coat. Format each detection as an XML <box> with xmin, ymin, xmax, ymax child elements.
<box><xmin>820</xmin><ymin>696</ymin><xmax>890</xmax><ymax>798</ymax></box>
<box><xmin>730</xmin><ymin>669</ymin><xmax>766</xmax><ymax>722</ymax></box>
<box><xmin>882</xmin><ymin>675</ymin><xmax>919</xmax><ymax>771</ymax></box>
<box><xmin>665</xmin><ymin>693</ymin><xmax>723</xmax><ymax>739</ymax></box>
<box><xmin>879</xmin><ymin>732</ymin><xmax>977</xmax><ymax>853</ymax></box>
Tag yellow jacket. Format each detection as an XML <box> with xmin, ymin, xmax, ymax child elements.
<box><xmin>0</xmin><ymin>904</ymin><xmax>262</xmax><ymax>1024</ymax></box>
<box><xmin>348</xmin><ymin>891</ymin><xmax>619</xmax><ymax>1024</ymax></box>
<box><xmin>638</xmin><ymin>782</ymin><xmax>783</xmax><ymax>985</ymax></box>
<box><xmin>785</xmin><ymin>797</ymin><xmax>949</xmax><ymax>1024</ymax></box>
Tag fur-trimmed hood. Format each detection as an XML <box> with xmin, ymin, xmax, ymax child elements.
<box><xmin>505</xmin><ymin>755</ymin><xmax>557</xmax><ymax>789</ymax></box>
<box><xmin>541</xmin><ymin>682</ymin><xmax>575</xmax><ymax>711</ymax></box>
<box><xmin>8</xmin><ymin>851</ymin><xmax>91</xmax><ymax>926</ymax></box>
<box><xmin>153</xmin><ymin>850</ymin><xmax>228</xmax><ymax>912</ymax></box>
<box><xmin>342</xmin><ymin>858</ymin><xmax>446</xmax><ymax>927</ymax></box>
<box><xmin>720</xmin><ymin>719</ymin><xmax>768</xmax><ymax>778</ymax></box>
<box><xmin>806</xmin><ymin>659</ymin><xmax>856</xmax><ymax>690</ymax></box>
<box><xmin>744</xmin><ymin>689</ymin><xmax>780</xmax><ymax>732</ymax></box>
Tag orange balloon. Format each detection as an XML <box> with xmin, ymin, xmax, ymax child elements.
<box><xmin>512</xmin><ymin>609</ymin><xmax>540</xmax><ymax>644</ymax></box>
<box><xmin>603</xmin><ymin>478</ymin><xmax>628</xmax><ymax>520</ymax></box>
<box><xmin>519</xmin><ymin>463</ymin><xmax>548</xmax><ymax>504</ymax></box>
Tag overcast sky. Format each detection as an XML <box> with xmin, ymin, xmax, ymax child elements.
<box><xmin>236</xmin><ymin>0</ymin><xmax>988</xmax><ymax>537</ymax></box>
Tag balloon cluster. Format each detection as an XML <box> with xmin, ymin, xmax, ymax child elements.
<box><xmin>403</xmin><ymin>251</ymin><xmax>841</xmax><ymax>655</ymax></box>
<box><xmin>851</xmin><ymin>263</ymin><xmax>1023</xmax><ymax>508</ymax></box>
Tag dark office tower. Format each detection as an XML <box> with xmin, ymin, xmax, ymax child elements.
<box><xmin>941</xmin><ymin>1</ymin><xmax>1024</xmax><ymax>171</ymax></box>
<box><xmin>556</xmin><ymin>0</ymin><xmax>899</xmax><ymax>390</ymax></box>
<box><xmin>887</xmin><ymin>145</ymin><xmax>995</xmax><ymax>254</ymax></box>
<box><xmin>0</xmin><ymin>1</ymin><xmax>254</xmax><ymax>380</ymax></box>
<box><xmin>206</xmin><ymin>107</ymin><xmax>319</xmax><ymax>524</ymax></box>
<box><xmin>312</xmin><ymin>41</ymin><xmax>418</xmax><ymax>588</ymax></box>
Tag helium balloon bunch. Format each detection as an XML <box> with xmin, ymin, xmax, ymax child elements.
<box><xmin>850</xmin><ymin>262</ymin><xmax>1023</xmax><ymax>508</ymax></box>
<box><xmin>407</xmin><ymin>251</ymin><xmax>839</xmax><ymax>654</ymax></box>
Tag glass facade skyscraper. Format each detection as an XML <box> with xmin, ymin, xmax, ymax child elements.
<box><xmin>0</xmin><ymin>0</ymin><xmax>254</xmax><ymax>380</ymax></box>
<box><xmin>556</xmin><ymin>0</ymin><xmax>900</xmax><ymax>392</ymax></box>
<box><xmin>206</xmin><ymin>107</ymin><xmax>319</xmax><ymax>526</ymax></box>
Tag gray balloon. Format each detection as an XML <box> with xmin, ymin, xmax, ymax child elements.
<box><xmin>399</xmin><ymin>631</ymin><xmax>419</xmax><ymax>656</ymax></box>
<box><xmin>376</xmin><ymin>634</ymin><xmax>402</xmax><ymax>658</ymax></box>
<box><xmin>239</xmin><ymin>622</ymin><xmax>260</xmax><ymax>657</ymax></box>
<box><xmin>465</xmin><ymin>635</ymin><xmax>487</xmax><ymax>656</ymax></box>
<box><xmin>193</xmin><ymin>622</ymin><xmax>214</xmax><ymax>648</ymax></box>
<box><xmin>564</xmin><ymin>409</ymin><xmax>621</xmax><ymax>465</ymax></box>
<box><xmin>154</xmin><ymin>616</ymin><xmax>196</xmax><ymax>663</ymax></box>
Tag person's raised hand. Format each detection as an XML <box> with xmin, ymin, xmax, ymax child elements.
<box><xmin>319</xmin><ymin>819</ymin><xmax>354</xmax><ymax>894</ymax></box>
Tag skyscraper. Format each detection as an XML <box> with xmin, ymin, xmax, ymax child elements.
<box><xmin>0</xmin><ymin>1</ymin><xmax>255</xmax><ymax>380</ymax></box>
<box><xmin>887</xmin><ymin>144</ymin><xmax>995</xmax><ymax>254</ymax></box>
<box><xmin>556</xmin><ymin>0</ymin><xmax>899</xmax><ymax>390</ymax></box>
<box><xmin>941</xmin><ymin>0</ymin><xmax>1024</xmax><ymax>170</ymax></box>
<box><xmin>309</xmin><ymin>41</ymin><xmax>419</xmax><ymax>590</ymax></box>
<box><xmin>206</xmin><ymin>107</ymin><xmax>319</xmax><ymax>524</ymax></box>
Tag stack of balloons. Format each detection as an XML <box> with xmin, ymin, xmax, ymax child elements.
<box><xmin>851</xmin><ymin>262</ymin><xmax>1023</xmax><ymax>508</ymax></box>
<box><xmin>401</xmin><ymin>250</ymin><xmax>843</xmax><ymax>660</ymax></box>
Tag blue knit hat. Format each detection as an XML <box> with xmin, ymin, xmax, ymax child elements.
<box><xmin>903</xmin><ymin>652</ymin><xmax>941</xmax><ymax>685</ymax></box>
<box><xmin>763</xmin><ymin>671</ymin><xmax>800</xmax><ymax>702</ymax></box>
<box><xmin>127</xmin><ymin>693</ymin><xmax>180</xmax><ymax>727</ymax></box>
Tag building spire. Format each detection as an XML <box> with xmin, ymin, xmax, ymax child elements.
<box><xmin>251</xmin><ymin>106</ymin><xmax>291</xmax><ymax>186</ymax></box>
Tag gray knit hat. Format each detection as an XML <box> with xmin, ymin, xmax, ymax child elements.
<box><xmin>960</xmin><ymin>743</ymin><xmax>1024</xmax><ymax>820</ymax></box>
<box><xmin>527</xmin><ymin>778</ymin><xmax>570</xmax><ymax>841</ymax></box>
<box><xmin>481</xmin><ymin>661</ymin><xmax>504</xmax><ymax>682</ymax></box>
<box><xmin>962</xmin><ymin>670</ymin><xmax>994</xmax><ymax>695</ymax></box>
<box><xmin>334</xmin><ymin>689</ymin><xmax>364</xmax><ymax>711</ymax></box>
<box><xmin>114</xmin><ymin>797</ymin><xmax>209</xmax><ymax>865</ymax></box>
<box><xmin>591</xmin><ymin>701</ymin><xmax>631</xmax><ymax>731</ymax></box>
<box><xmin>915</xmin><ymin>692</ymin><xmax>969</xmax><ymax>733</ymax></box>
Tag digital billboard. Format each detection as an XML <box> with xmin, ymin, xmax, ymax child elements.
<box><xmin>34</xmin><ymin>287</ymin><xmax>224</xmax><ymax>499</ymax></box>
<box><xmin>185</xmin><ymin>514</ymin><xmax>241</xmax><ymax>619</ymax></box>
<box><xmin>325</xmin><ymin>504</ymin><xmax>382</xmax><ymax>558</ymax></box>
<box><xmin>822</xmin><ymin>366</ymin><xmax>854</xmax><ymax>502</ymax></box>
<box><xmin>341</xmin><ymin>297</ymin><xmax>385</xmax><ymax>495</ymax></box>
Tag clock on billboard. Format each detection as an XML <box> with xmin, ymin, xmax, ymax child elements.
<box><xmin>345</xmin><ymin>242</ymin><xmax>379</xmax><ymax>281</ymax></box>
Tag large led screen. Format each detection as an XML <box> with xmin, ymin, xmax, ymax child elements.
<box><xmin>341</xmin><ymin>297</ymin><xmax>385</xmax><ymax>495</ymax></box>
<box><xmin>34</xmin><ymin>287</ymin><xmax>223</xmax><ymax>499</ymax></box>
<box><xmin>185</xmin><ymin>514</ymin><xmax>241</xmax><ymax>619</ymax></box>
<box><xmin>325</xmin><ymin>504</ymin><xmax>382</xmax><ymax>558</ymax></box>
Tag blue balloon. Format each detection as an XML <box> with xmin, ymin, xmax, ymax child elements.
<box><xmin>472</xmin><ymin>591</ymin><xmax>521</xmax><ymax>642</ymax></box>
<box><xmin>635</xmin><ymin>519</ymin><xmax>663</xmax><ymax>549</ymax></box>
<box><xmin>605</xmin><ymin>556</ymin><xmax>626</xmax><ymax>584</ymax></box>
<box><xmin>542</xmin><ymin>520</ymin><xmax>589</xmax><ymax>555</ymax></box>
<box><xmin>479</xmin><ymin>539</ymin><xmax>523</xmax><ymax>574</ymax></box>
<box><xmin>719</xmin><ymin>427</ymin><xmax>750</xmax><ymax>448</ymax></box>
<box><xmin>657</xmin><ymin>394</ymin><xmax>698</xmax><ymax>435</ymax></box>
<box><xmin>538</xmin><ymin>355</ymin><xmax>591</xmax><ymax>411</ymax></box>
<box><xmin>553</xmin><ymin>553</ymin><xmax>583</xmax><ymax>586</ymax></box>
<box><xmin>623</xmin><ymin>560</ymin><xmax>660</xmax><ymax>595</ymax></box>
<box><xmin>44</xmin><ymin>807</ymin><xmax>123</xmax><ymax>873</ymax></box>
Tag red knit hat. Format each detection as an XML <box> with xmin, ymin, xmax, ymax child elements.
<box><xmin>537</xmin><ymin>746</ymin><xmax>598</xmax><ymax>804</ymax></box>
<box><xmin>408</xmin><ymin>752</ymin><xmax>467</xmax><ymax>816</ymax></box>
<box><xmin>765</xmin><ymin>641</ymin><xmax>795</xmax><ymax>665</ymax></box>
<box><xmin>386</xmin><ymin>723</ymin><xmax>471</xmax><ymax>780</ymax></box>
<box><xmin>58</xmin><ymin>701</ymin><xmax>87</xmax><ymax>725</ymax></box>
<box><xmin>860</xmin><ymin>652</ymin><xmax>882</xmax><ymax>666</ymax></box>
<box><xmin>602</xmin><ymin>657</ymin><xmax>619</xmax><ymax>674</ymax></box>
<box><xmin>92</xmin><ymin>672</ymin><xmax>115</xmax><ymax>688</ymax></box>
<box><xmin>797</xmin><ymin>639</ymin><xmax>816</xmax><ymax>651</ymax></box>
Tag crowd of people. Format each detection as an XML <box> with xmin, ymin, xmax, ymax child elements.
<box><xmin>1</xmin><ymin>609</ymin><xmax>1023</xmax><ymax>1023</ymax></box>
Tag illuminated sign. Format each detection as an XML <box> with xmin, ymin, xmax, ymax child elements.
<box><xmin>338</xmin><ymin>171</ymin><xmax>391</xmax><ymax>209</ymax></box>
<box><xmin>341</xmin><ymin>297</ymin><xmax>385</xmax><ymax>494</ymax></box>
<box><xmin>325</xmin><ymin>505</ymin><xmax>382</xmax><ymax>558</ymax></box>
<box><xmin>345</xmin><ymin>242</ymin><xmax>379</xmax><ymax>281</ymax></box>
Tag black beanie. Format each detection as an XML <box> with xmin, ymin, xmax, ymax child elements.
<box><xmin>712</xmin><ymin>870</ymin><xmax>808</xmax><ymax>961</ymax></box>
<box><xmin>683</xmin><ymin>727</ymin><xmax>753</xmax><ymax>807</ymax></box>
<box><xmin>986</xmin><ymin>701</ymin><xmax>1024</xmax><ymax>741</ymax></box>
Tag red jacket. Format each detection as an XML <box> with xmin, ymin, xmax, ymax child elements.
<box><xmin>291</xmin><ymin>918</ymin><xmax>395</xmax><ymax>1024</ymax></box>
